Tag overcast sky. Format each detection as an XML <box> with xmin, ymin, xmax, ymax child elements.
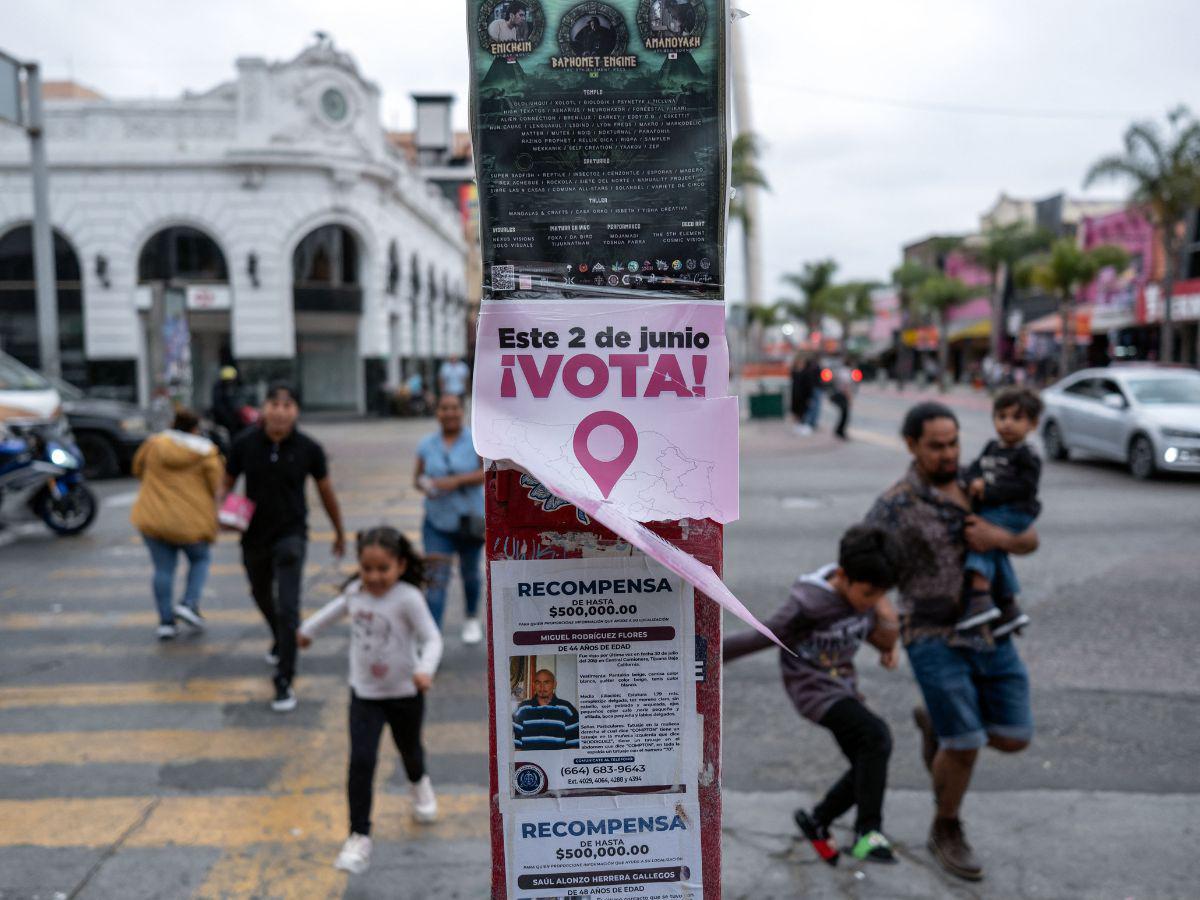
<box><xmin>6</xmin><ymin>1</ymin><xmax>1200</xmax><ymax>300</ymax></box>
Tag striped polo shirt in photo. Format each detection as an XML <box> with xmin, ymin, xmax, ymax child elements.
<box><xmin>512</xmin><ymin>695</ymin><xmax>580</xmax><ymax>750</ymax></box>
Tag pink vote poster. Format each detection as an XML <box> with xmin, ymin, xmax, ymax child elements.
<box><xmin>472</xmin><ymin>300</ymin><xmax>739</xmax><ymax>525</ymax></box>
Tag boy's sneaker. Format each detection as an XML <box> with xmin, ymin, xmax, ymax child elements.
<box><xmin>461</xmin><ymin>617</ymin><xmax>483</xmax><ymax>645</ymax></box>
<box><xmin>173</xmin><ymin>605</ymin><xmax>205</xmax><ymax>630</ymax></box>
<box><xmin>794</xmin><ymin>809</ymin><xmax>839</xmax><ymax>866</ymax></box>
<box><xmin>271</xmin><ymin>678</ymin><xmax>297</xmax><ymax>713</ymax></box>
<box><xmin>411</xmin><ymin>774</ymin><xmax>438</xmax><ymax>823</ymax></box>
<box><xmin>850</xmin><ymin>830</ymin><xmax>898</xmax><ymax>864</ymax></box>
<box><xmin>156</xmin><ymin>624</ymin><xmax>177</xmax><ymax>641</ymax></box>
<box><xmin>991</xmin><ymin>598</ymin><xmax>1030</xmax><ymax>639</ymax></box>
<box><xmin>334</xmin><ymin>833</ymin><xmax>372</xmax><ymax>874</ymax></box>
<box><xmin>955</xmin><ymin>588</ymin><xmax>1001</xmax><ymax>631</ymax></box>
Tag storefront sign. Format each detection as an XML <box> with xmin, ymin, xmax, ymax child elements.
<box><xmin>185</xmin><ymin>284</ymin><xmax>231</xmax><ymax>311</ymax></box>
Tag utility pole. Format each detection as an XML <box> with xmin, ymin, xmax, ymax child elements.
<box><xmin>731</xmin><ymin>16</ymin><xmax>762</xmax><ymax>311</ymax></box>
<box><xmin>0</xmin><ymin>52</ymin><xmax>61</xmax><ymax>377</ymax></box>
<box><xmin>26</xmin><ymin>63</ymin><xmax>60</xmax><ymax>378</ymax></box>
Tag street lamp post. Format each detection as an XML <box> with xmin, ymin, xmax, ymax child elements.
<box><xmin>0</xmin><ymin>50</ymin><xmax>60</xmax><ymax>377</ymax></box>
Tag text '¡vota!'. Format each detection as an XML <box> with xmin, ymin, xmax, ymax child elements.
<box><xmin>521</xmin><ymin>815</ymin><xmax>688</xmax><ymax>839</ymax></box>
<box><xmin>517</xmin><ymin>578</ymin><xmax>674</xmax><ymax>598</ymax></box>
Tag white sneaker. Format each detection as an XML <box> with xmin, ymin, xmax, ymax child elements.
<box><xmin>156</xmin><ymin>624</ymin><xmax>177</xmax><ymax>640</ymax></box>
<box><xmin>334</xmin><ymin>833</ymin><xmax>372</xmax><ymax>874</ymax></box>
<box><xmin>461</xmin><ymin>617</ymin><xmax>483</xmax><ymax>645</ymax></box>
<box><xmin>411</xmin><ymin>774</ymin><xmax>438</xmax><ymax>823</ymax></box>
<box><xmin>174</xmin><ymin>605</ymin><xmax>205</xmax><ymax>630</ymax></box>
<box><xmin>271</xmin><ymin>682</ymin><xmax>297</xmax><ymax>713</ymax></box>
<box><xmin>264</xmin><ymin>650</ymin><xmax>280</xmax><ymax>666</ymax></box>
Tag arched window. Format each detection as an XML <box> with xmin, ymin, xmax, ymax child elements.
<box><xmin>138</xmin><ymin>226</ymin><xmax>228</xmax><ymax>283</ymax></box>
<box><xmin>294</xmin><ymin>225</ymin><xmax>358</xmax><ymax>288</ymax></box>
<box><xmin>0</xmin><ymin>226</ymin><xmax>85</xmax><ymax>378</ymax></box>
<box><xmin>293</xmin><ymin>225</ymin><xmax>363</xmax><ymax>314</ymax></box>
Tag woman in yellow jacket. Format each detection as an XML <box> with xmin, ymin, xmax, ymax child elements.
<box><xmin>130</xmin><ymin>409</ymin><xmax>223</xmax><ymax>640</ymax></box>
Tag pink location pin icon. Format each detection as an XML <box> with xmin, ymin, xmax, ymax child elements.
<box><xmin>573</xmin><ymin>411</ymin><xmax>639</xmax><ymax>499</ymax></box>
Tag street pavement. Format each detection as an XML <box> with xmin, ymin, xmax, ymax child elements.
<box><xmin>1</xmin><ymin>386</ymin><xmax>1197</xmax><ymax>898</ymax></box>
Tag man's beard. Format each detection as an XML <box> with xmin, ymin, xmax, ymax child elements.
<box><xmin>929</xmin><ymin>468</ymin><xmax>958</xmax><ymax>485</ymax></box>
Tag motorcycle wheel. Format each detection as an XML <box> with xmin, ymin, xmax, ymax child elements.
<box><xmin>37</xmin><ymin>483</ymin><xmax>98</xmax><ymax>536</ymax></box>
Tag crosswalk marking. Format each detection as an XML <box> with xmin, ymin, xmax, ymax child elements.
<box><xmin>1</xmin><ymin>608</ymin><xmax>317</xmax><ymax>630</ymax></box>
<box><xmin>0</xmin><ymin>791</ymin><xmax>489</xmax><ymax>849</ymax></box>
<box><xmin>0</xmin><ymin>676</ymin><xmax>343</xmax><ymax>710</ymax></box>
<box><xmin>0</xmin><ymin>721</ymin><xmax>488</xmax><ymax>766</ymax></box>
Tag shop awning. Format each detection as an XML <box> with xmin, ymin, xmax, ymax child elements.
<box><xmin>948</xmin><ymin>318</ymin><xmax>991</xmax><ymax>342</ymax></box>
<box><xmin>1023</xmin><ymin>309</ymin><xmax>1092</xmax><ymax>342</ymax></box>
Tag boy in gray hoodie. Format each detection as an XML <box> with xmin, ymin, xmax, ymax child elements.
<box><xmin>724</xmin><ymin>524</ymin><xmax>903</xmax><ymax>865</ymax></box>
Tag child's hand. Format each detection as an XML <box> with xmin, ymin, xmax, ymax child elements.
<box><xmin>969</xmin><ymin>478</ymin><xmax>986</xmax><ymax>499</ymax></box>
<box><xmin>413</xmin><ymin>672</ymin><xmax>433</xmax><ymax>692</ymax></box>
<box><xmin>879</xmin><ymin>647</ymin><xmax>899</xmax><ymax>670</ymax></box>
<box><xmin>297</xmin><ymin>631</ymin><xmax>312</xmax><ymax>649</ymax></box>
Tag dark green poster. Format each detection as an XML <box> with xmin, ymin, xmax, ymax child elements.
<box><xmin>468</xmin><ymin>0</ymin><xmax>728</xmax><ymax>301</ymax></box>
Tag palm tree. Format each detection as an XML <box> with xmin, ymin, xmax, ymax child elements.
<box><xmin>1084</xmin><ymin>106</ymin><xmax>1200</xmax><ymax>362</ymax></box>
<box><xmin>890</xmin><ymin>261</ymin><xmax>934</xmax><ymax>386</ymax></box>
<box><xmin>914</xmin><ymin>274</ymin><xmax>977</xmax><ymax>391</ymax></box>
<box><xmin>969</xmin><ymin>224</ymin><xmax>1053</xmax><ymax>362</ymax></box>
<box><xmin>1025</xmin><ymin>239</ymin><xmax>1130</xmax><ymax>377</ymax></box>
<box><xmin>781</xmin><ymin>259</ymin><xmax>838</xmax><ymax>334</ymax></box>
<box><xmin>730</xmin><ymin>133</ymin><xmax>769</xmax><ymax>235</ymax></box>
<box><xmin>818</xmin><ymin>281</ymin><xmax>877</xmax><ymax>352</ymax></box>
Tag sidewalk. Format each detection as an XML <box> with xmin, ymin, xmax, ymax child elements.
<box><xmin>722</xmin><ymin>788</ymin><xmax>1193</xmax><ymax>899</ymax></box>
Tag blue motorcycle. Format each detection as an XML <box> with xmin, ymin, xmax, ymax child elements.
<box><xmin>0</xmin><ymin>419</ymin><xmax>97</xmax><ymax>536</ymax></box>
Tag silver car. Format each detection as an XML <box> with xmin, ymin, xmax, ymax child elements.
<box><xmin>1041</xmin><ymin>365</ymin><xmax>1200</xmax><ymax>479</ymax></box>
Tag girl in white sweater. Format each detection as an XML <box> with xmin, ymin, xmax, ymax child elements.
<box><xmin>298</xmin><ymin>526</ymin><xmax>443</xmax><ymax>875</ymax></box>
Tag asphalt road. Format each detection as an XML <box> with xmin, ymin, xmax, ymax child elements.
<box><xmin>1</xmin><ymin>386</ymin><xmax>1196</xmax><ymax>898</ymax></box>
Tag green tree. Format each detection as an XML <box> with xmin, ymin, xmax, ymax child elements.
<box><xmin>1026</xmin><ymin>240</ymin><xmax>1130</xmax><ymax>376</ymax></box>
<box><xmin>914</xmin><ymin>274</ymin><xmax>978</xmax><ymax>391</ymax></box>
<box><xmin>818</xmin><ymin>281</ymin><xmax>877</xmax><ymax>352</ymax></box>
<box><xmin>781</xmin><ymin>259</ymin><xmax>839</xmax><ymax>333</ymax></box>
<box><xmin>969</xmin><ymin>224</ymin><xmax>1053</xmax><ymax>361</ymax></box>
<box><xmin>730</xmin><ymin>133</ymin><xmax>769</xmax><ymax>236</ymax></box>
<box><xmin>889</xmin><ymin>261</ymin><xmax>934</xmax><ymax>383</ymax></box>
<box><xmin>1084</xmin><ymin>106</ymin><xmax>1200</xmax><ymax>362</ymax></box>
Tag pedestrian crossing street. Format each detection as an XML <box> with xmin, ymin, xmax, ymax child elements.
<box><xmin>0</xmin><ymin>424</ymin><xmax>494</xmax><ymax>898</ymax></box>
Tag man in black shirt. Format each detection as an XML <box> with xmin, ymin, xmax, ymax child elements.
<box><xmin>225</xmin><ymin>383</ymin><xmax>345</xmax><ymax>712</ymax></box>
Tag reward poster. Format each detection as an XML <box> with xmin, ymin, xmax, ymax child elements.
<box><xmin>492</xmin><ymin>556</ymin><xmax>702</xmax><ymax>898</ymax></box>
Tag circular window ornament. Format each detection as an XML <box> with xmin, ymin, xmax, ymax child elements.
<box><xmin>320</xmin><ymin>87</ymin><xmax>349</xmax><ymax>123</ymax></box>
<box><xmin>636</xmin><ymin>0</ymin><xmax>707</xmax><ymax>53</ymax></box>
<box><xmin>478</xmin><ymin>0</ymin><xmax>546</xmax><ymax>58</ymax></box>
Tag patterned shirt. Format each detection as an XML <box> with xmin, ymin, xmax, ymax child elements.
<box><xmin>513</xmin><ymin>695</ymin><xmax>580</xmax><ymax>750</ymax></box>
<box><xmin>865</xmin><ymin>465</ymin><xmax>988</xmax><ymax>649</ymax></box>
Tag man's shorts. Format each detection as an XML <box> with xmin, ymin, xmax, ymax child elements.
<box><xmin>906</xmin><ymin>636</ymin><xmax>1034</xmax><ymax>751</ymax></box>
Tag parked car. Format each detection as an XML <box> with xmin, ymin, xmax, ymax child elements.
<box><xmin>47</xmin><ymin>376</ymin><xmax>150</xmax><ymax>480</ymax></box>
<box><xmin>1041</xmin><ymin>365</ymin><xmax>1200</xmax><ymax>479</ymax></box>
<box><xmin>0</xmin><ymin>351</ymin><xmax>62</xmax><ymax>422</ymax></box>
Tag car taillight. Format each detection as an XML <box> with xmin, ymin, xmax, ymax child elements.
<box><xmin>821</xmin><ymin>368</ymin><xmax>833</xmax><ymax>383</ymax></box>
<box><xmin>851</xmin><ymin>369</ymin><xmax>863</xmax><ymax>382</ymax></box>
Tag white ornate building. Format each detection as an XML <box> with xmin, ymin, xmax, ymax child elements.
<box><xmin>0</xmin><ymin>38</ymin><xmax>469</xmax><ymax>411</ymax></box>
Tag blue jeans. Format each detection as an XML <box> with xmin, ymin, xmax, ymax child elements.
<box><xmin>906</xmin><ymin>636</ymin><xmax>1034</xmax><ymax>751</ymax></box>
<box><xmin>422</xmin><ymin>519</ymin><xmax>482</xmax><ymax>628</ymax></box>
<box><xmin>964</xmin><ymin>505</ymin><xmax>1035</xmax><ymax>598</ymax></box>
<box><xmin>803</xmin><ymin>388</ymin><xmax>823</xmax><ymax>428</ymax></box>
<box><xmin>143</xmin><ymin>536</ymin><xmax>212</xmax><ymax>626</ymax></box>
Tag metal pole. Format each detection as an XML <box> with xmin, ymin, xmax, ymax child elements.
<box><xmin>25</xmin><ymin>62</ymin><xmax>60</xmax><ymax>378</ymax></box>
<box><xmin>731</xmin><ymin>22</ymin><xmax>762</xmax><ymax>311</ymax></box>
